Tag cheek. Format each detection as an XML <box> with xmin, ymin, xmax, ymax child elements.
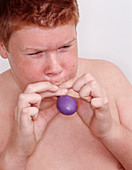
<box><xmin>20</xmin><ymin>62</ymin><xmax>43</xmax><ymax>79</ymax></box>
<box><xmin>11</xmin><ymin>58</ymin><xmax>44</xmax><ymax>86</ymax></box>
<box><xmin>63</xmin><ymin>57</ymin><xmax>78</xmax><ymax>76</ymax></box>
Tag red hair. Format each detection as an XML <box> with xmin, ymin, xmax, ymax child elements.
<box><xmin>0</xmin><ymin>0</ymin><xmax>79</xmax><ymax>48</ymax></box>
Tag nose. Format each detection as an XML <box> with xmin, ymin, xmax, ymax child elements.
<box><xmin>44</xmin><ymin>51</ymin><xmax>63</xmax><ymax>76</ymax></box>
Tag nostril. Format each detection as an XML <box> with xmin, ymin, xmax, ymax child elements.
<box><xmin>44</xmin><ymin>64</ymin><xmax>63</xmax><ymax>76</ymax></box>
<box><xmin>44</xmin><ymin>54</ymin><xmax>63</xmax><ymax>75</ymax></box>
<box><xmin>45</xmin><ymin>68</ymin><xmax>63</xmax><ymax>76</ymax></box>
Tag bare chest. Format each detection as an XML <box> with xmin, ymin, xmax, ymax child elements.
<box><xmin>26</xmin><ymin>113</ymin><xmax>123</xmax><ymax>170</ymax></box>
<box><xmin>0</xmin><ymin>80</ymin><xmax>123</xmax><ymax>169</ymax></box>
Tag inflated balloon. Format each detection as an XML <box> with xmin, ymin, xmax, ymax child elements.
<box><xmin>57</xmin><ymin>95</ymin><xmax>77</xmax><ymax>115</ymax></box>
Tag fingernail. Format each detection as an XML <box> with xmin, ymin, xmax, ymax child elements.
<box><xmin>61</xmin><ymin>89</ymin><xmax>68</xmax><ymax>93</ymax></box>
<box><xmin>54</xmin><ymin>85</ymin><xmax>58</xmax><ymax>89</ymax></box>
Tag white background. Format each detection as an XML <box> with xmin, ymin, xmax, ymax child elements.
<box><xmin>0</xmin><ymin>0</ymin><xmax>132</xmax><ymax>83</ymax></box>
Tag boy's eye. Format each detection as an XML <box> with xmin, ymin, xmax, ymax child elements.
<box><xmin>58</xmin><ymin>45</ymin><xmax>71</xmax><ymax>51</ymax></box>
<box><xmin>28</xmin><ymin>51</ymin><xmax>44</xmax><ymax>56</ymax></box>
<box><xmin>62</xmin><ymin>45</ymin><xmax>70</xmax><ymax>49</ymax></box>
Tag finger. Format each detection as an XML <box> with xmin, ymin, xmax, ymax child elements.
<box><xmin>40</xmin><ymin>88</ymin><xmax>68</xmax><ymax>98</ymax></box>
<box><xmin>59</xmin><ymin>77</ymin><xmax>76</xmax><ymax>89</ymax></box>
<box><xmin>18</xmin><ymin>93</ymin><xmax>42</xmax><ymax>110</ymax></box>
<box><xmin>20</xmin><ymin>107</ymin><xmax>39</xmax><ymax>130</ymax></box>
<box><xmin>24</xmin><ymin>82</ymin><xmax>58</xmax><ymax>93</ymax></box>
<box><xmin>17</xmin><ymin>93</ymin><xmax>42</xmax><ymax>121</ymax></box>
<box><xmin>91</xmin><ymin>97</ymin><xmax>109</xmax><ymax>110</ymax></box>
<box><xmin>78</xmin><ymin>83</ymin><xmax>93</xmax><ymax>101</ymax></box>
<box><xmin>78</xmin><ymin>82</ymin><xmax>103</xmax><ymax>101</ymax></box>
<box><xmin>73</xmin><ymin>73</ymin><xmax>94</xmax><ymax>92</ymax></box>
<box><xmin>73</xmin><ymin>74</ymin><xmax>104</xmax><ymax>100</ymax></box>
<box><xmin>90</xmin><ymin>97</ymin><xmax>112</xmax><ymax>138</ymax></box>
<box><xmin>91</xmin><ymin>97</ymin><xmax>110</xmax><ymax>126</ymax></box>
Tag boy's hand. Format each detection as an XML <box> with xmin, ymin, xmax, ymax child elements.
<box><xmin>60</xmin><ymin>73</ymin><xmax>113</xmax><ymax>140</ymax></box>
<box><xmin>7</xmin><ymin>81</ymin><xmax>68</xmax><ymax>159</ymax></box>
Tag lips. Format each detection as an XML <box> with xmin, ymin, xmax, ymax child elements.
<box><xmin>50</xmin><ymin>79</ymin><xmax>68</xmax><ymax>86</ymax></box>
<box><xmin>44</xmin><ymin>75</ymin><xmax>71</xmax><ymax>86</ymax></box>
<box><xmin>43</xmin><ymin>78</ymin><xmax>66</xmax><ymax>86</ymax></box>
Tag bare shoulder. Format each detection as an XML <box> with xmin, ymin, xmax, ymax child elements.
<box><xmin>0</xmin><ymin>70</ymin><xmax>16</xmax><ymax>152</ymax></box>
<box><xmin>0</xmin><ymin>69</ymin><xmax>11</xmax><ymax>82</ymax></box>
<box><xmin>78</xmin><ymin>58</ymin><xmax>124</xmax><ymax>76</ymax></box>
<box><xmin>78</xmin><ymin>58</ymin><xmax>131</xmax><ymax>87</ymax></box>
<box><xmin>0</xmin><ymin>70</ymin><xmax>12</xmax><ymax>96</ymax></box>
<box><xmin>0</xmin><ymin>71</ymin><xmax>9</xmax><ymax>98</ymax></box>
<box><xmin>0</xmin><ymin>69</ymin><xmax>19</xmax><ymax>110</ymax></box>
<box><xmin>78</xmin><ymin>57</ymin><xmax>132</xmax><ymax>97</ymax></box>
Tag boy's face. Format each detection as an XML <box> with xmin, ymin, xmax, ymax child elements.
<box><xmin>7</xmin><ymin>23</ymin><xmax>78</xmax><ymax>89</ymax></box>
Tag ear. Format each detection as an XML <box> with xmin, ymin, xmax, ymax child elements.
<box><xmin>0</xmin><ymin>42</ymin><xmax>8</xmax><ymax>59</ymax></box>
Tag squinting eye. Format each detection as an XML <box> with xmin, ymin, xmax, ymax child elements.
<box><xmin>61</xmin><ymin>45</ymin><xmax>70</xmax><ymax>49</ymax></box>
<box><xmin>58</xmin><ymin>45</ymin><xmax>71</xmax><ymax>52</ymax></box>
<box><xmin>28</xmin><ymin>51</ymin><xmax>44</xmax><ymax>56</ymax></box>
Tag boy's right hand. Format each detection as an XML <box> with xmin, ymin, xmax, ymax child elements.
<box><xmin>6</xmin><ymin>81</ymin><xmax>68</xmax><ymax>159</ymax></box>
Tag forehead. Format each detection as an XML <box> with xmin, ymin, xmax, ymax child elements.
<box><xmin>8</xmin><ymin>23</ymin><xmax>77</xmax><ymax>51</ymax></box>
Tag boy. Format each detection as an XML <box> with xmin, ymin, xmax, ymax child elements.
<box><xmin>0</xmin><ymin>0</ymin><xmax>132</xmax><ymax>169</ymax></box>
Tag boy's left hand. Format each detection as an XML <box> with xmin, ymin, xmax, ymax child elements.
<box><xmin>60</xmin><ymin>73</ymin><xmax>114</xmax><ymax>140</ymax></box>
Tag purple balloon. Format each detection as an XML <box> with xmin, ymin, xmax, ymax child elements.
<box><xmin>57</xmin><ymin>95</ymin><xmax>78</xmax><ymax>115</ymax></box>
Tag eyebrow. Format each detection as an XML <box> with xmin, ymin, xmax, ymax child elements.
<box><xmin>62</xmin><ymin>38</ymin><xmax>77</xmax><ymax>46</ymax></box>
<box><xmin>22</xmin><ymin>47</ymin><xmax>44</xmax><ymax>53</ymax></box>
<box><xmin>22</xmin><ymin>37</ymin><xmax>77</xmax><ymax>53</ymax></box>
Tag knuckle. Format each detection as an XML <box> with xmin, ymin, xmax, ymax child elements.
<box><xmin>84</xmin><ymin>73</ymin><xmax>93</xmax><ymax>80</ymax></box>
<box><xmin>34</xmin><ymin>107</ymin><xmax>39</xmax><ymax>112</ymax></box>
<box><xmin>19</xmin><ymin>93</ymin><xmax>26</xmax><ymax>101</ymax></box>
<box><xmin>43</xmin><ymin>81</ymin><xmax>51</xmax><ymax>88</ymax></box>
<box><xmin>79</xmin><ymin>90</ymin><xmax>85</xmax><ymax>98</ymax></box>
<box><xmin>26</xmin><ymin>84</ymin><xmax>34</xmax><ymax>92</ymax></box>
<box><xmin>21</xmin><ymin>107</ymin><xmax>28</xmax><ymax>114</ymax></box>
<box><xmin>21</xmin><ymin>107</ymin><xmax>38</xmax><ymax>115</ymax></box>
<box><xmin>73</xmin><ymin>85</ymin><xmax>79</xmax><ymax>92</ymax></box>
<box><xmin>91</xmin><ymin>81</ymin><xmax>97</xmax><ymax>89</ymax></box>
<box><xmin>84</xmin><ymin>73</ymin><xmax>91</xmax><ymax>78</ymax></box>
<box><xmin>96</xmin><ymin>97</ymin><xmax>109</xmax><ymax>109</ymax></box>
<box><xmin>42</xmin><ymin>82</ymin><xmax>57</xmax><ymax>91</ymax></box>
<box><xmin>84</xmin><ymin>73</ymin><xmax>95</xmax><ymax>84</ymax></box>
<box><xmin>37</xmin><ymin>94</ymin><xmax>42</xmax><ymax>101</ymax></box>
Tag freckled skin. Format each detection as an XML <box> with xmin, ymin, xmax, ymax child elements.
<box><xmin>0</xmin><ymin>23</ymin><xmax>132</xmax><ymax>170</ymax></box>
<box><xmin>7</xmin><ymin>23</ymin><xmax>78</xmax><ymax>90</ymax></box>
